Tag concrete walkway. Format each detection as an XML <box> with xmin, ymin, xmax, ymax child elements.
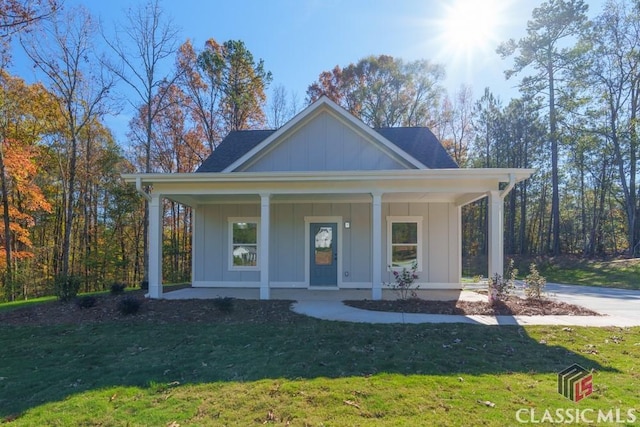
<box><xmin>164</xmin><ymin>284</ymin><xmax>640</xmax><ymax>327</ymax></box>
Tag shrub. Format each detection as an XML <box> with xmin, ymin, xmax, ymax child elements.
<box><xmin>76</xmin><ymin>295</ymin><xmax>97</xmax><ymax>309</ymax></box>
<box><xmin>524</xmin><ymin>263</ymin><xmax>546</xmax><ymax>300</ymax></box>
<box><xmin>118</xmin><ymin>296</ymin><xmax>142</xmax><ymax>315</ymax></box>
<box><xmin>386</xmin><ymin>262</ymin><xmax>419</xmax><ymax>300</ymax></box>
<box><xmin>213</xmin><ymin>297</ymin><xmax>234</xmax><ymax>313</ymax></box>
<box><xmin>110</xmin><ymin>282</ymin><xmax>126</xmax><ymax>295</ymax></box>
<box><xmin>488</xmin><ymin>259</ymin><xmax>517</xmax><ymax>303</ymax></box>
<box><xmin>140</xmin><ymin>280</ymin><xmax>149</xmax><ymax>290</ymax></box>
<box><xmin>54</xmin><ymin>275</ymin><xmax>81</xmax><ymax>302</ymax></box>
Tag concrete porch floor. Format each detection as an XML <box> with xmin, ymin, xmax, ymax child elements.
<box><xmin>162</xmin><ymin>287</ymin><xmax>485</xmax><ymax>302</ymax></box>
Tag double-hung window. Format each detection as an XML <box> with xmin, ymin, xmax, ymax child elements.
<box><xmin>229</xmin><ymin>217</ymin><xmax>259</xmax><ymax>270</ymax></box>
<box><xmin>387</xmin><ymin>216</ymin><xmax>422</xmax><ymax>270</ymax></box>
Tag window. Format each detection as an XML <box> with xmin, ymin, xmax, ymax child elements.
<box><xmin>387</xmin><ymin>216</ymin><xmax>422</xmax><ymax>270</ymax></box>
<box><xmin>229</xmin><ymin>218</ymin><xmax>259</xmax><ymax>270</ymax></box>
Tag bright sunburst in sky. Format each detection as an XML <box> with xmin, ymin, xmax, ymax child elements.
<box><xmin>434</xmin><ymin>0</ymin><xmax>510</xmax><ymax>75</ymax></box>
<box><xmin>11</xmin><ymin>0</ymin><xmax>597</xmax><ymax>144</ymax></box>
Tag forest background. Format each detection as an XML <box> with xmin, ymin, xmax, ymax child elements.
<box><xmin>1</xmin><ymin>0</ymin><xmax>638</xmax><ymax>301</ymax></box>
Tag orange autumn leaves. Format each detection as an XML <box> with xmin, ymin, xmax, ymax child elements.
<box><xmin>0</xmin><ymin>71</ymin><xmax>56</xmax><ymax>268</ymax></box>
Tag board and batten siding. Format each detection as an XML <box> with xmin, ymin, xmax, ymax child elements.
<box><xmin>193</xmin><ymin>201</ymin><xmax>459</xmax><ymax>288</ymax></box>
<box><xmin>239</xmin><ymin>111</ymin><xmax>409</xmax><ymax>172</ymax></box>
<box><xmin>381</xmin><ymin>202</ymin><xmax>460</xmax><ymax>286</ymax></box>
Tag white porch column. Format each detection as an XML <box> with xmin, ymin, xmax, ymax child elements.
<box><xmin>148</xmin><ymin>193</ymin><xmax>163</xmax><ymax>299</ymax></box>
<box><xmin>371</xmin><ymin>193</ymin><xmax>382</xmax><ymax>300</ymax></box>
<box><xmin>487</xmin><ymin>190</ymin><xmax>504</xmax><ymax>279</ymax></box>
<box><xmin>260</xmin><ymin>193</ymin><xmax>270</xmax><ymax>300</ymax></box>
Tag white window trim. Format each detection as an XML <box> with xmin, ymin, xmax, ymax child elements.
<box><xmin>386</xmin><ymin>216</ymin><xmax>423</xmax><ymax>272</ymax></box>
<box><xmin>228</xmin><ymin>217</ymin><xmax>260</xmax><ymax>271</ymax></box>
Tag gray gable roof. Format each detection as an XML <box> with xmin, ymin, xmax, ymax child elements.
<box><xmin>196</xmin><ymin>127</ymin><xmax>458</xmax><ymax>172</ymax></box>
<box><xmin>374</xmin><ymin>127</ymin><xmax>458</xmax><ymax>169</ymax></box>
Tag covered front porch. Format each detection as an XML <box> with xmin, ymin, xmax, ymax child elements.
<box><xmin>124</xmin><ymin>168</ymin><xmax>533</xmax><ymax>300</ymax></box>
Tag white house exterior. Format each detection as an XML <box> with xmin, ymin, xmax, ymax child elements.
<box><xmin>123</xmin><ymin>96</ymin><xmax>533</xmax><ymax>300</ymax></box>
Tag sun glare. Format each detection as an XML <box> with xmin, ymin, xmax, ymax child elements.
<box><xmin>437</xmin><ymin>0</ymin><xmax>506</xmax><ymax>62</ymax></box>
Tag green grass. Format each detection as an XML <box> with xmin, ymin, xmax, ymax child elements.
<box><xmin>538</xmin><ymin>258</ymin><xmax>640</xmax><ymax>290</ymax></box>
<box><xmin>465</xmin><ymin>255</ymin><xmax>640</xmax><ymax>290</ymax></box>
<box><xmin>0</xmin><ymin>296</ymin><xmax>56</xmax><ymax>313</ymax></box>
<box><xmin>1</xmin><ymin>316</ymin><xmax>639</xmax><ymax>426</ymax></box>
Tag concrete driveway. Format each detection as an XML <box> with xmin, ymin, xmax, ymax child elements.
<box><xmin>544</xmin><ymin>283</ymin><xmax>639</xmax><ymax>319</ymax></box>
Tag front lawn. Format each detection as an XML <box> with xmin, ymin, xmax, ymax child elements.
<box><xmin>539</xmin><ymin>257</ymin><xmax>640</xmax><ymax>289</ymax></box>
<box><xmin>0</xmin><ymin>297</ymin><xmax>638</xmax><ymax>426</ymax></box>
<box><xmin>464</xmin><ymin>256</ymin><xmax>640</xmax><ymax>290</ymax></box>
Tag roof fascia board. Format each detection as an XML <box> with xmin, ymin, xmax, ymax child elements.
<box><xmin>122</xmin><ymin>168</ymin><xmax>535</xmax><ymax>188</ymax></box>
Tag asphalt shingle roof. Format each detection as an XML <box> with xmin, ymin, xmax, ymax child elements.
<box><xmin>195</xmin><ymin>127</ymin><xmax>458</xmax><ymax>172</ymax></box>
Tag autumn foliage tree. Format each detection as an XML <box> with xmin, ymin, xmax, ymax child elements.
<box><xmin>0</xmin><ymin>71</ymin><xmax>57</xmax><ymax>298</ymax></box>
<box><xmin>177</xmin><ymin>38</ymin><xmax>272</xmax><ymax>150</ymax></box>
<box><xmin>307</xmin><ymin>55</ymin><xmax>445</xmax><ymax>128</ymax></box>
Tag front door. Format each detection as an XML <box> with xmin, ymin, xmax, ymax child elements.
<box><xmin>310</xmin><ymin>223</ymin><xmax>338</xmax><ymax>286</ymax></box>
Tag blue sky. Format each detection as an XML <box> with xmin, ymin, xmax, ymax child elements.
<box><xmin>10</xmin><ymin>0</ymin><xmax>605</xmax><ymax>144</ymax></box>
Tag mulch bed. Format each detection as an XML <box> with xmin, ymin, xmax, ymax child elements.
<box><xmin>0</xmin><ymin>292</ymin><xmax>601</xmax><ymax>327</ymax></box>
<box><xmin>0</xmin><ymin>290</ymin><xmax>301</xmax><ymax>327</ymax></box>
<box><xmin>344</xmin><ymin>297</ymin><xmax>602</xmax><ymax>316</ymax></box>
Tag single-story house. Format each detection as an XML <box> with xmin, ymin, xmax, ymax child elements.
<box><xmin>123</xmin><ymin>96</ymin><xmax>533</xmax><ymax>300</ymax></box>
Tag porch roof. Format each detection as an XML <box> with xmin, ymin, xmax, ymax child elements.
<box><xmin>122</xmin><ymin>168</ymin><xmax>534</xmax><ymax>207</ymax></box>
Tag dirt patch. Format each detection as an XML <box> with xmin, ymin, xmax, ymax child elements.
<box><xmin>345</xmin><ymin>297</ymin><xmax>601</xmax><ymax>316</ymax></box>
<box><xmin>0</xmin><ymin>290</ymin><xmax>301</xmax><ymax>327</ymax></box>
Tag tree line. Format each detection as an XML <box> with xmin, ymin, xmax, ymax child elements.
<box><xmin>0</xmin><ymin>0</ymin><xmax>638</xmax><ymax>300</ymax></box>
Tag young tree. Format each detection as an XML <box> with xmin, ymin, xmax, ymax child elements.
<box><xmin>21</xmin><ymin>5</ymin><xmax>114</xmax><ymax>280</ymax></box>
<box><xmin>498</xmin><ymin>0</ymin><xmax>590</xmax><ymax>255</ymax></box>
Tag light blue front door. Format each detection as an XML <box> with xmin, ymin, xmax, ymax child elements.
<box><xmin>310</xmin><ymin>223</ymin><xmax>338</xmax><ymax>286</ymax></box>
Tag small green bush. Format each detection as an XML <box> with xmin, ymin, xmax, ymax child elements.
<box><xmin>75</xmin><ymin>295</ymin><xmax>97</xmax><ymax>309</ymax></box>
<box><xmin>110</xmin><ymin>282</ymin><xmax>126</xmax><ymax>295</ymax></box>
<box><xmin>524</xmin><ymin>263</ymin><xmax>546</xmax><ymax>300</ymax></box>
<box><xmin>54</xmin><ymin>275</ymin><xmax>81</xmax><ymax>302</ymax></box>
<box><xmin>118</xmin><ymin>296</ymin><xmax>142</xmax><ymax>315</ymax></box>
<box><xmin>213</xmin><ymin>297</ymin><xmax>234</xmax><ymax>313</ymax></box>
